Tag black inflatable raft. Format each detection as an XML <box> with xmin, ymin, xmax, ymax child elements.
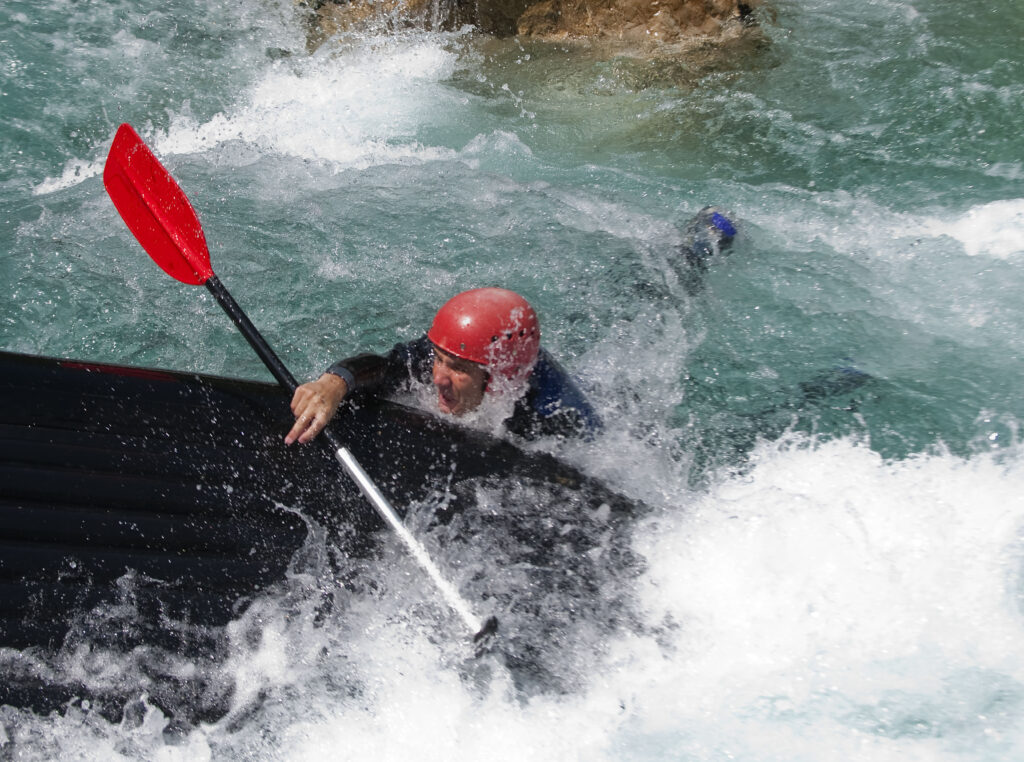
<box><xmin>0</xmin><ymin>350</ymin><xmax>639</xmax><ymax>656</ymax></box>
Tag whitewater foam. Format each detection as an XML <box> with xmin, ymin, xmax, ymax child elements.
<box><xmin>187</xmin><ymin>436</ymin><xmax>1024</xmax><ymax>762</ymax></box>
<box><xmin>34</xmin><ymin>32</ymin><xmax>469</xmax><ymax>196</ymax></box>
<box><xmin>920</xmin><ymin>198</ymin><xmax>1024</xmax><ymax>259</ymax></box>
<box><xmin>611</xmin><ymin>435</ymin><xmax>1024</xmax><ymax>759</ymax></box>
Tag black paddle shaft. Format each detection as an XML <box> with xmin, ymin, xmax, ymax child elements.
<box><xmin>205</xmin><ymin>275</ymin><xmax>299</xmax><ymax>393</ymax></box>
<box><xmin>204</xmin><ymin>276</ymin><xmax>356</xmax><ymax>455</ymax></box>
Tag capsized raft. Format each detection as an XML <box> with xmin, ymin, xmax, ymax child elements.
<box><xmin>0</xmin><ymin>350</ymin><xmax>640</xmax><ymax>656</ymax></box>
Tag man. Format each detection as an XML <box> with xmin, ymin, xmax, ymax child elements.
<box><xmin>285</xmin><ymin>287</ymin><xmax>602</xmax><ymax>445</ymax></box>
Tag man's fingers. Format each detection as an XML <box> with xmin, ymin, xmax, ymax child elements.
<box><xmin>284</xmin><ymin>415</ymin><xmax>309</xmax><ymax>445</ymax></box>
<box><xmin>285</xmin><ymin>401</ymin><xmax>316</xmax><ymax>443</ymax></box>
<box><xmin>285</xmin><ymin>407</ymin><xmax>328</xmax><ymax>446</ymax></box>
<box><xmin>297</xmin><ymin>413</ymin><xmax>325</xmax><ymax>444</ymax></box>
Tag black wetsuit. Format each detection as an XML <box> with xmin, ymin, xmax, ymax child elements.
<box><xmin>326</xmin><ymin>335</ymin><xmax>602</xmax><ymax>441</ymax></box>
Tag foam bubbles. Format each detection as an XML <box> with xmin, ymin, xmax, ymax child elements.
<box><xmin>610</xmin><ymin>435</ymin><xmax>1024</xmax><ymax>759</ymax></box>
<box><xmin>920</xmin><ymin>199</ymin><xmax>1024</xmax><ymax>259</ymax></box>
<box><xmin>34</xmin><ymin>32</ymin><xmax>469</xmax><ymax>196</ymax></box>
<box><xmin>33</xmin><ymin>158</ymin><xmax>104</xmax><ymax>196</ymax></box>
<box><xmin>77</xmin><ymin>436</ymin><xmax>1016</xmax><ymax>762</ymax></box>
<box><xmin>154</xmin><ymin>35</ymin><xmax>464</xmax><ymax>169</ymax></box>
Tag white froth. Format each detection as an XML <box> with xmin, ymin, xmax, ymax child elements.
<box><xmin>608</xmin><ymin>435</ymin><xmax>1024</xmax><ymax>759</ymax></box>
<box><xmin>155</xmin><ymin>37</ymin><xmax>462</xmax><ymax>168</ymax></box>
<box><xmin>920</xmin><ymin>198</ymin><xmax>1024</xmax><ymax>259</ymax></box>
<box><xmin>34</xmin><ymin>34</ymin><xmax>466</xmax><ymax>196</ymax></box>
<box><xmin>33</xmin><ymin>158</ymin><xmax>103</xmax><ymax>196</ymax></box>
<box><xmin>114</xmin><ymin>436</ymin><xmax>1022</xmax><ymax>762</ymax></box>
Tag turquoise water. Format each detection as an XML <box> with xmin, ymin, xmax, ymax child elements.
<box><xmin>2</xmin><ymin>0</ymin><xmax>1024</xmax><ymax>758</ymax></box>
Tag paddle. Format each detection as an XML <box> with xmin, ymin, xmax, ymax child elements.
<box><xmin>103</xmin><ymin>122</ymin><xmax>497</xmax><ymax>643</ymax></box>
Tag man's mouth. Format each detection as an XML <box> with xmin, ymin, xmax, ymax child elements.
<box><xmin>437</xmin><ymin>388</ymin><xmax>457</xmax><ymax>414</ymax></box>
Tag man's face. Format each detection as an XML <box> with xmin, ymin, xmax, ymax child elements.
<box><xmin>432</xmin><ymin>346</ymin><xmax>488</xmax><ymax>416</ymax></box>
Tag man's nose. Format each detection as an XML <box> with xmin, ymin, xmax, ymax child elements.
<box><xmin>433</xmin><ymin>363</ymin><xmax>450</xmax><ymax>386</ymax></box>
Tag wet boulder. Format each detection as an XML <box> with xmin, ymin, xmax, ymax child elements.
<box><xmin>297</xmin><ymin>0</ymin><xmax>760</xmax><ymax>44</ymax></box>
<box><xmin>517</xmin><ymin>0</ymin><xmax>757</xmax><ymax>43</ymax></box>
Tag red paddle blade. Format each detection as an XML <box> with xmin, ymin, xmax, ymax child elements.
<box><xmin>103</xmin><ymin>123</ymin><xmax>214</xmax><ymax>286</ymax></box>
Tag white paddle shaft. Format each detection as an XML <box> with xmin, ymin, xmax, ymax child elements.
<box><xmin>334</xmin><ymin>445</ymin><xmax>483</xmax><ymax>634</ymax></box>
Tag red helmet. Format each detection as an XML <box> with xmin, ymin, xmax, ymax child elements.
<box><xmin>427</xmin><ymin>288</ymin><xmax>541</xmax><ymax>382</ymax></box>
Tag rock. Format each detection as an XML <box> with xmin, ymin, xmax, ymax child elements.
<box><xmin>518</xmin><ymin>0</ymin><xmax>756</xmax><ymax>42</ymax></box>
<box><xmin>296</xmin><ymin>0</ymin><xmax>760</xmax><ymax>45</ymax></box>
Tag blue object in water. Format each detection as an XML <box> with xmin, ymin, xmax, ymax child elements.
<box><xmin>677</xmin><ymin>206</ymin><xmax>738</xmax><ymax>293</ymax></box>
<box><xmin>711</xmin><ymin>211</ymin><xmax>737</xmax><ymax>238</ymax></box>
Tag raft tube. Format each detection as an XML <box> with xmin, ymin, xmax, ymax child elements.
<box><xmin>0</xmin><ymin>350</ymin><xmax>639</xmax><ymax>657</ymax></box>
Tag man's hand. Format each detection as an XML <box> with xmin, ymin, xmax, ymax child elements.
<box><xmin>285</xmin><ymin>373</ymin><xmax>349</xmax><ymax>445</ymax></box>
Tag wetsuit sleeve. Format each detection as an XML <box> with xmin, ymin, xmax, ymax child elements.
<box><xmin>505</xmin><ymin>350</ymin><xmax>602</xmax><ymax>441</ymax></box>
<box><xmin>506</xmin><ymin>402</ymin><xmax>596</xmax><ymax>441</ymax></box>
<box><xmin>325</xmin><ymin>335</ymin><xmax>433</xmax><ymax>397</ymax></box>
